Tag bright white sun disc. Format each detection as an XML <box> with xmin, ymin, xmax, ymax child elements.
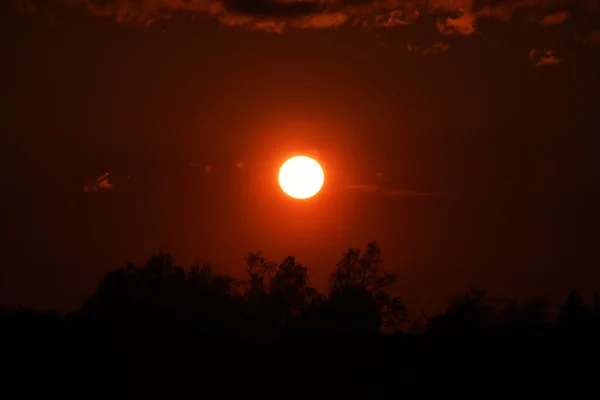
<box><xmin>278</xmin><ymin>156</ymin><xmax>324</xmax><ymax>199</ymax></box>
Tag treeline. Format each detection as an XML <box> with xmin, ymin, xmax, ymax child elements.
<box><xmin>2</xmin><ymin>242</ymin><xmax>600</xmax><ymax>395</ymax></box>
<box><xmin>2</xmin><ymin>241</ymin><xmax>600</xmax><ymax>337</ymax></box>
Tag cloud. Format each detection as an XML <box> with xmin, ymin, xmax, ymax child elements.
<box><xmin>536</xmin><ymin>54</ymin><xmax>561</xmax><ymax>67</ymax></box>
<box><xmin>81</xmin><ymin>0</ymin><xmax>223</xmax><ymax>25</ymax></box>
<box><xmin>224</xmin><ymin>0</ymin><xmax>325</xmax><ymax>18</ymax></box>
<box><xmin>371</xmin><ymin>8</ymin><xmax>420</xmax><ymax>27</ymax></box>
<box><xmin>217</xmin><ymin>13</ymin><xmax>285</xmax><ymax>32</ymax></box>
<box><xmin>427</xmin><ymin>0</ymin><xmax>474</xmax><ymax>14</ymax></box>
<box><xmin>584</xmin><ymin>30</ymin><xmax>600</xmax><ymax>44</ymax></box>
<box><xmin>584</xmin><ymin>0</ymin><xmax>600</xmax><ymax>13</ymax></box>
<box><xmin>349</xmin><ymin>183</ymin><xmax>441</xmax><ymax>198</ymax></box>
<box><xmin>539</xmin><ymin>10</ymin><xmax>570</xmax><ymax>26</ymax></box>
<box><xmin>18</xmin><ymin>0</ymin><xmax>600</xmax><ymax>36</ymax></box>
<box><xmin>83</xmin><ymin>172</ymin><xmax>113</xmax><ymax>192</ymax></box>
<box><xmin>475</xmin><ymin>1</ymin><xmax>576</xmax><ymax>22</ymax></box>
<box><xmin>220</xmin><ymin>0</ymin><xmax>420</xmax><ymax>30</ymax></box>
<box><xmin>291</xmin><ymin>12</ymin><xmax>349</xmax><ymax>29</ymax></box>
<box><xmin>190</xmin><ymin>161</ymin><xmax>245</xmax><ymax>171</ymax></box>
<box><xmin>441</xmin><ymin>0</ymin><xmax>597</xmax><ymax>34</ymax></box>
<box><xmin>349</xmin><ymin>184</ymin><xmax>380</xmax><ymax>193</ymax></box>
<box><xmin>15</xmin><ymin>0</ymin><xmax>37</xmax><ymax>14</ymax></box>
<box><xmin>529</xmin><ymin>49</ymin><xmax>562</xmax><ymax>67</ymax></box>
<box><xmin>189</xmin><ymin>162</ymin><xmax>214</xmax><ymax>173</ymax></box>
<box><xmin>375</xmin><ymin>171</ymin><xmax>391</xmax><ymax>181</ymax></box>
<box><xmin>407</xmin><ymin>41</ymin><xmax>449</xmax><ymax>56</ymax></box>
<box><xmin>437</xmin><ymin>11</ymin><xmax>477</xmax><ymax>36</ymax></box>
<box><xmin>382</xmin><ymin>189</ymin><xmax>442</xmax><ymax>198</ymax></box>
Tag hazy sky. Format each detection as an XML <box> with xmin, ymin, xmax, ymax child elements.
<box><xmin>1</xmin><ymin>0</ymin><xmax>600</xmax><ymax>315</ymax></box>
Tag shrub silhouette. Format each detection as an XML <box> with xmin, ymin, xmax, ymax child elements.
<box><xmin>423</xmin><ymin>286</ymin><xmax>499</xmax><ymax>337</ymax></box>
<box><xmin>82</xmin><ymin>253</ymin><xmax>245</xmax><ymax>335</ymax></box>
<box><xmin>499</xmin><ymin>296</ymin><xmax>548</xmax><ymax>331</ymax></box>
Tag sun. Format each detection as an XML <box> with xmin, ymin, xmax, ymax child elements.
<box><xmin>278</xmin><ymin>156</ymin><xmax>324</xmax><ymax>199</ymax></box>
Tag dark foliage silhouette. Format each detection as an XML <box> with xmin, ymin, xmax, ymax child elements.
<box><xmin>2</xmin><ymin>242</ymin><xmax>600</xmax><ymax>395</ymax></box>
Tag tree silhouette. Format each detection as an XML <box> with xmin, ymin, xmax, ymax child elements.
<box><xmin>3</xmin><ymin>243</ymin><xmax>600</xmax><ymax>395</ymax></box>
<box><xmin>244</xmin><ymin>251</ymin><xmax>276</xmax><ymax>298</ymax></box>
<box><xmin>82</xmin><ymin>253</ymin><xmax>245</xmax><ymax>335</ymax></box>
<box><xmin>324</xmin><ymin>241</ymin><xmax>407</xmax><ymax>333</ymax></box>
<box><xmin>591</xmin><ymin>291</ymin><xmax>600</xmax><ymax>333</ymax></box>
<box><xmin>423</xmin><ymin>287</ymin><xmax>499</xmax><ymax>337</ymax></box>
<box><xmin>557</xmin><ymin>290</ymin><xmax>591</xmax><ymax>329</ymax></box>
<box><xmin>2</xmin><ymin>244</ymin><xmax>600</xmax><ymax>357</ymax></box>
<box><xmin>268</xmin><ymin>256</ymin><xmax>317</xmax><ymax>328</ymax></box>
<box><xmin>242</xmin><ymin>252</ymin><xmax>318</xmax><ymax>333</ymax></box>
<box><xmin>500</xmin><ymin>296</ymin><xmax>548</xmax><ymax>331</ymax></box>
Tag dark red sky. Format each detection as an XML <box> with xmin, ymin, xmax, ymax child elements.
<box><xmin>1</xmin><ymin>0</ymin><xmax>600</xmax><ymax>316</ymax></box>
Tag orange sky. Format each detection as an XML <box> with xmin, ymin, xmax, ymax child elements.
<box><xmin>1</xmin><ymin>0</ymin><xmax>600</xmax><ymax>316</ymax></box>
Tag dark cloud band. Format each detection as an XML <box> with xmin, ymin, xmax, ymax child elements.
<box><xmin>14</xmin><ymin>0</ymin><xmax>600</xmax><ymax>37</ymax></box>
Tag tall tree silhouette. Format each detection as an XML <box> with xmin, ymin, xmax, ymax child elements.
<box><xmin>324</xmin><ymin>241</ymin><xmax>407</xmax><ymax>333</ymax></box>
<box><xmin>269</xmin><ymin>256</ymin><xmax>318</xmax><ymax>328</ymax></box>
<box><xmin>243</xmin><ymin>252</ymin><xmax>317</xmax><ymax>333</ymax></box>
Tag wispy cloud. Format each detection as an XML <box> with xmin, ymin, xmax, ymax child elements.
<box><xmin>436</xmin><ymin>12</ymin><xmax>477</xmax><ymax>36</ymax></box>
<box><xmin>16</xmin><ymin>0</ymin><xmax>600</xmax><ymax>68</ymax></box>
<box><xmin>83</xmin><ymin>172</ymin><xmax>113</xmax><ymax>193</ymax></box>
<box><xmin>349</xmin><ymin>184</ymin><xmax>441</xmax><ymax>198</ymax></box>
<box><xmin>15</xmin><ymin>0</ymin><xmax>37</xmax><ymax>14</ymax></box>
<box><xmin>529</xmin><ymin>49</ymin><xmax>562</xmax><ymax>67</ymax></box>
<box><xmin>383</xmin><ymin>189</ymin><xmax>442</xmax><ymax>198</ymax></box>
<box><xmin>190</xmin><ymin>161</ymin><xmax>245</xmax><ymax>171</ymax></box>
<box><xmin>539</xmin><ymin>10</ymin><xmax>570</xmax><ymax>26</ymax></box>
<box><xmin>189</xmin><ymin>162</ymin><xmax>214</xmax><ymax>174</ymax></box>
<box><xmin>537</xmin><ymin>55</ymin><xmax>561</xmax><ymax>67</ymax></box>
<box><xmin>585</xmin><ymin>30</ymin><xmax>600</xmax><ymax>44</ymax></box>
<box><xmin>291</xmin><ymin>12</ymin><xmax>349</xmax><ymax>29</ymax></box>
<box><xmin>217</xmin><ymin>13</ymin><xmax>286</xmax><ymax>33</ymax></box>
<box><xmin>407</xmin><ymin>41</ymin><xmax>449</xmax><ymax>56</ymax></box>
<box><xmin>371</xmin><ymin>8</ymin><xmax>420</xmax><ymax>28</ymax></box>
<box><xmin>349</xmin><ymin>184</ymin><xmax>380</xmax><ymax>193</ymax></box>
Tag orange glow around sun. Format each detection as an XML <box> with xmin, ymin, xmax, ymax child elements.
<box><xmin>278</xmin><ymin>156</ymin><xmax>324</xmax><ymax>199</ymax></box>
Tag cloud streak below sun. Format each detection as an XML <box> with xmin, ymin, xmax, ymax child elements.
<box><xmin>349</xmin><ymin>184</ymin><xmax>442</xmax><ymax>198</ymax></box>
